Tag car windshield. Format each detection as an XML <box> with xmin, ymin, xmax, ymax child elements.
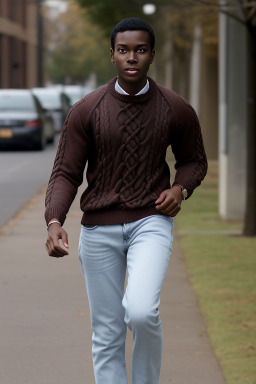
<box><xmin>0</xmin><ymin>93</ymin><xmax>35</xmax><ymax>111</ymax></box>
<box><xmin>66</xmin><ymin>91</ymin><xmax>82</xmax><ymax>105</ymax></box>
<box><xmin>33</xmin><ymin>92</ymin><xmax>61</xmax><ymax>109</ymax></box>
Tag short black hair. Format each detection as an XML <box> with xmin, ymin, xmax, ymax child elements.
<box><xmin>111</xmin><ymin>17</ymin><xmax>155</xmax><ymax>51</ymax></box>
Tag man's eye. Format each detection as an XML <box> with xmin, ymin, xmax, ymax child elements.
<box><xmin>118</xmin><ymin>48</ymin><xmax>126</xmax><ymax>53</ymax></box>
<box><xmin>137</xmin><ymin>48</ymin><xmax>146</xmax><ymax>53</ymax></box>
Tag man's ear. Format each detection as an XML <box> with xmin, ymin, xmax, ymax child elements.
<box><xmin>150</xmin><ymin>49</ymin><xmax>155</xmax><ymax>64</ymax></box>
<box><xmin>110</xmin><ymin>48</ymin><xmax>115</xmax><ymax>63</ymax></box>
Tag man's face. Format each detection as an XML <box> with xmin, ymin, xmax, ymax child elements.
<box><xmin>110</xmin><ymin>30</ymin><xmax>155</xmax><ymax>94</ymax></box>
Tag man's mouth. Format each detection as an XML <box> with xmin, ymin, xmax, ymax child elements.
<box><xmin>125</xmin><ymin>68</ymin><xmax>139</xmax><ymax>74</ymax></box>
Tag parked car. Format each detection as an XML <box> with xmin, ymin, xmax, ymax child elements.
<box><xmin>32</xmin><ymin>87</ymin><xmax>71</xmax><ymax>132</ymax></box>
<box><xmin>64</xmin><ymin>85</ymin><xmax>84</xmax><ymax>106</ymax></box>
<box><xmin>64</xmin><ymin>85</ymin><xmax>96</xmax><ymax>106</ymax></box>
<box><xmin>0</xmin><ymin>89</ymin><xmax>54</xmax><ymax>150</ymax></box>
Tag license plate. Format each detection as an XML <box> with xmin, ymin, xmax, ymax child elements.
<box><xmin>0</xmin><ymin>129</ymin><xmax>13</xmax><ymax>138</ymax></box>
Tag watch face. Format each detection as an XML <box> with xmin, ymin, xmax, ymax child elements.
<box><xmin>182</xmin><ymin>189</ymin><xmax>188</xmax><ymax>199</ymax></box>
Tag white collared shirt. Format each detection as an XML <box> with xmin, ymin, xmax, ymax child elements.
<box><xmin>115</xmin><ymin>79</ymin><xmax>149</xmax><ymax>96</ymax></box>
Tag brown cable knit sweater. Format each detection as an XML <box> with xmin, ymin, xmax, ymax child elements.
<box><xmin>45</xmin><ymin>77</ymin><xmax>207</xmax><ymax>226</ymax></box>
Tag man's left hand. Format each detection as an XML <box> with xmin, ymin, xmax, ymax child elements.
<box><xmin>155</xmin><ymin>186</ymin><xmax>182</xmax><ymax>217</ymax></box>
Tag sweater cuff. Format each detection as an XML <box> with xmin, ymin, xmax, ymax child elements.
<box><xmin>45</xmin><ymin>207</ymin><xmax>67</xmax><ymax>227</ymax></box>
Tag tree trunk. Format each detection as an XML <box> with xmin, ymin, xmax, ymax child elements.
<box><xmin>243</xmin><ymin>27</ymin><xmax>256</xmax><ymax>236</ymax></box>
<box><xmin>164</xmin><ymin>28</ymin><xmax>173</xmax><ymax>90</ymax></box>
<box><xmin>189</xmin><ymin>23</ymin><xmax>202</xmax><ymax>114</ymax></box>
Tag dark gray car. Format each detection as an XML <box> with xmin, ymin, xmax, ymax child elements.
<box><xmin>0</xmin><ymin>89</ymin><xmax>55</xmax><ymax>150</ymax></box>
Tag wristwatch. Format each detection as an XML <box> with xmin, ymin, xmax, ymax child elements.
<box><xmin>174</xmin><ymin>184</ymin><xmax>188</xmax><ymax>200</ymax></box>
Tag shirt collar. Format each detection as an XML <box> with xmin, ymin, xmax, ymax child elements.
<box><xmin>115</xmin><ymin>79</ymin><xmax>149</xmax><ymax>96</ymax></box>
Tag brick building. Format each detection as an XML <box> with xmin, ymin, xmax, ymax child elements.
<box><xmin>0</xmin><ymin>0</ymin><xmax>40</xmax><ymax>88</ymax></box>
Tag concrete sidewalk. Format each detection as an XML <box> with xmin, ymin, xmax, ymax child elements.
<box><xmin>0</xmin><ymin>187</ymin><xmax>226</xmax><ymax>384</ymax></box>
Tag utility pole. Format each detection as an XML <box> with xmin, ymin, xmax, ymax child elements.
<box><xmin>36</xmin><ymin>0</ymin><xmax>44</xmax><ymax>86</ymax></box>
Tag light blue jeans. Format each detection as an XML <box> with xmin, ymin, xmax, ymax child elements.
<box><xmin>79</xmin><ymin>214</ymin><xmax>173</xmax><ymax>384</ymax></box>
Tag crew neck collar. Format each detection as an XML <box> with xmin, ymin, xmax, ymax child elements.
<box><xmin>108</xmin><ymin>77</ymin><xmax>155</xmax><ymax>104</ymax></box>
<box><xmin>115</xmin><ymin>79</ymin><xmax>149</xmax><ymax>96</ymax></box>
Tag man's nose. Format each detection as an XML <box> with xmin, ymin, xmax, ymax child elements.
<box><xmin>127</xmin><ymin>52</ymin><xmax>137</xmax><ymax>63</ymax></box>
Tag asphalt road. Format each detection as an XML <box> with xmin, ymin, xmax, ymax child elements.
<box><xmin>0</xmin><ymin>137</ymin><xmax>59</xmax><ymax>228</ymax></box>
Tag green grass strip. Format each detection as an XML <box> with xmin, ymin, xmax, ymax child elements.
<box><xmin>174</xmin><ymin>162</ymin><xmax>256</xmax><ymax>384</ymax></box>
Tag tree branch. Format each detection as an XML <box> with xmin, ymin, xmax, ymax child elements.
<box><xmin>219</xmin><ymin>9</ymin><xmax>245</xmax><ymax>23</ymax></box>
<box><xmin>242</xmin><ymin>1</ymin><xmax>256</xmax><ymax>8</ymax></box>
<box><xmin>246</xmin><ymin>6</ymin><xmax>256</xmax><ymax>21</ymax></box>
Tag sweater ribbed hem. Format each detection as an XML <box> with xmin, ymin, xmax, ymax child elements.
<box><xmin>81</xmin><ymin>207</ymin><xmax>164</xmax><ymax>226</ymax></box>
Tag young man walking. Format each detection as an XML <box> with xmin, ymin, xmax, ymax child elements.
<box><xmin>45</xmin><ymin>18</ymin><xmax>207</xmax><ymax>384</ymax></box>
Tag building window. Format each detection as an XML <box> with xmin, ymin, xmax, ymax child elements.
<box><xmin>22</xmin><ymin>41</ymin><xmax>27</xmax><ymax>87</ymax></box>
<box><xmin>21</xmin><ymin>0</ymin><xmax>27</xmax><ymax>28</ymax></box>
<box><xmin>10</xmin><ymin>0</ymin><xmax>18</xmax><ymax>22</ymax></box>
<box><xmin>9</xmin><ymin>37</ymin><xmax>21</xmax><ymax>88</ymax></box>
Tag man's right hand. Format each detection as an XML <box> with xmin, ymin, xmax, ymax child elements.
<box><xmin>45</xmin><ymin>221</ymin><xmax>69</xmax><ymax>258</ymax></box>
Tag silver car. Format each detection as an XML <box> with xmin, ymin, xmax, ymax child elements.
<box><xmin>32</xmin><ymin>87</ymin><xmax>71</xmax><ymax>132</ymax></box>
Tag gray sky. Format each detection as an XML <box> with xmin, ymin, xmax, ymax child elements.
<box><xmin>44</xmin><ymin>0</ymin><xmax>68</xmax><ymax>13</ymax></box>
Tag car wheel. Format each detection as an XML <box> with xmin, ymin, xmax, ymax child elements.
<box><xmin>47</xmin><ymin>134</ymin><xmax>55</xmax><ymax>144</ymax></box>
<box><xmin>35</xmin><ymin>132</ymin><xmax>46</xmax><ymax>150</ymax></box>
